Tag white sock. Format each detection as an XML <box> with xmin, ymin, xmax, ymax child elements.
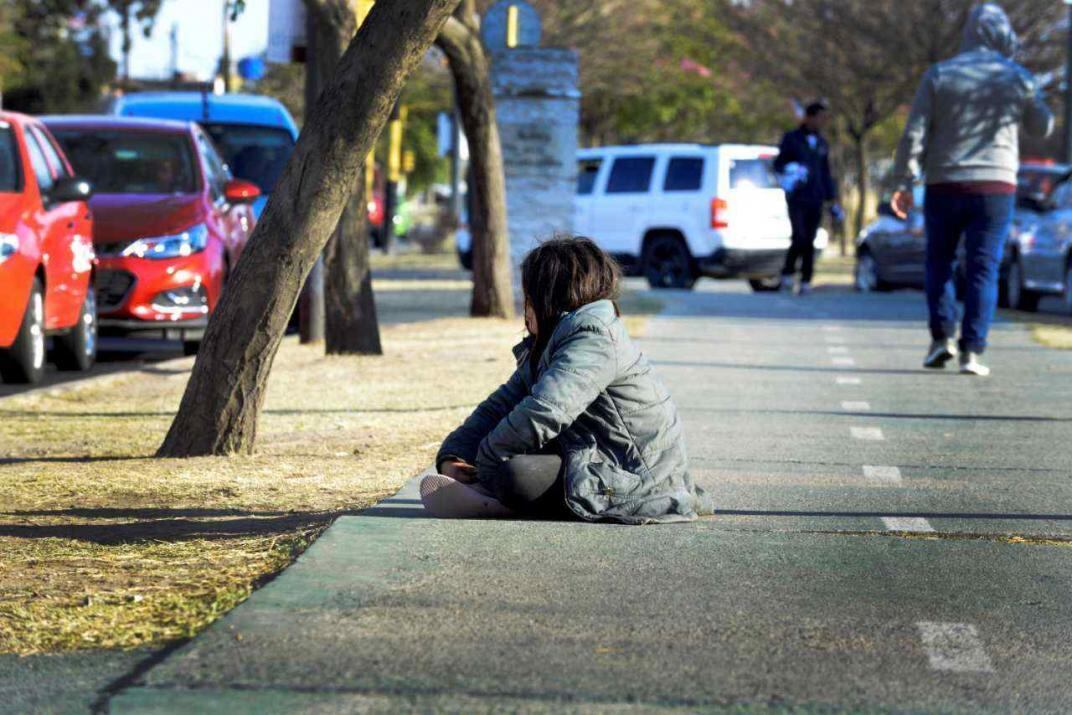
<box><xmin>419</xmin><ymin>474</ymin><xmax>515</xmax><ymax>519</ymax></box>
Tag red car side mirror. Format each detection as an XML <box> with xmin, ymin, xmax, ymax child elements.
<box><xmin>224</xmin><ymin>179</ymin><xmax>261</xmax><ymax>204</ymax></box>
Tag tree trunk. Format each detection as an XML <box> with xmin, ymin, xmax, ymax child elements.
<box><xmin>436</xmin><ymin>13</ymin><xmax>514</xmax><ymax>319</ymax></box>
<box><xmin>852</xmin><ymin>133</ymin><xmax>869</xmax><ymax>253</ymax></box>
<box><xmin>325</xmin><ymin>182</ymin><xmax>382</xmax><ymax>354</ymax></box>
<box><xmin>157</xmin><ymin>0</ymin><xmax>459</xmax><ymax>457</ymax></box>
<box><xmin>307</xmin><ymin>0</ymin><xmax>383</xmax><ymax>355</ymax></box>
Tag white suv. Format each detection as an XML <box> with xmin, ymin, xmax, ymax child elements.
<box><xmin>575</xmin><ymin>143</ymin><xmax>825</xmax><ymax>290</ymax></box>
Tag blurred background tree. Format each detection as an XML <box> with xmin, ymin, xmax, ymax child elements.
<box><xmin>103</xmin><ymin>0</ymin><xmax>164</xmax><ymax>83</ymax></box>
<box><xmin>2</xmin><ymin>1</ymin><xmax>116</xmax><ymax>113</ymax></box>
<box><xmin>725</xmin><ymin>0</ymin><xmax>1066</xmax><ymax>245</ymax></box>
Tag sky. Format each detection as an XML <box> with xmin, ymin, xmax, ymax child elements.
<box><xmin>107</xmin><ymin>0</ymin><xmax>271</xmax><ymax>81</ymax></box>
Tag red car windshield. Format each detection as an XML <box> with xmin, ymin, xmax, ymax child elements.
<box><xmin>201</xmin><ymin>123</ymin><xmax>293</xmax><ymax>194</ymax></box>
<box><xmin>51</xmin><ymin>130</ymin><xmax>198</xmax><ymax>195</ymax></box>
<box><xmin>0</xmin><ymin>126</ymin><xmax>19</xmax><ymax>193</ymax></box>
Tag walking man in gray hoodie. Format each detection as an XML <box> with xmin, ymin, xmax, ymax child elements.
<box><xmin>892</xmin><ymin>3</ymin><xmax>1053</xmax><ymax>376</ymax></box>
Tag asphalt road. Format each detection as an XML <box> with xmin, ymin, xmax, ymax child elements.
<box><xmin>16</xmin><ymin>281</ymin><xmax>1072</xmax><ymax>713</ymax></box>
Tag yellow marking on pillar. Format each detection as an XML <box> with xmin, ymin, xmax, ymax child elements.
<box><xmin>388</xmin><ymin>120</ymin><xmax>403</xmax><ymax>183</ymax></box>
<box><xmin>353</xmin><ymin>0</ymin><xmax>375</xmax><ymax>30</ymax></box>
<box><xmin>506</xmin><ymin>4</ymin><xmax>519</xmax><ymax>48</ymax></box>
<box><xmin>403</xmin><ymin>150</ymin><xmax>416</xmax><ymax>174</ymax></box>
<box><xmin>365</xmin><ymin>151</ymin><xmax>375</xmax><ymax>200</ymax></box>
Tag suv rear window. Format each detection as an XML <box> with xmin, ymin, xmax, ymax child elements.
<box><xmin>606</xmin><ymin>156</ymin><xmax>655</xmax><ymax>194</ymax></box>
<box><xmin>664</xmin><ymin>157</ymin><xmax>704</xmax><ymax>192</ymax></box>
<box><xmin>201</xmin><ymin>123</ymin><xmax>294</xmax><ymax>194</ymax></box>
<box><xmin>729</xmin><ymin>158</ymin><xmax>777</xmax><ymax>189</ymax></box>
<box><xmin>577</xmin><ymin>158</ymin><xmax>601</xmax><ymax>195</ymax></box>
<box><xmin>0</xmin><ymin>126</ymin><xmax>20</xmax><ymax>192</ymax></box>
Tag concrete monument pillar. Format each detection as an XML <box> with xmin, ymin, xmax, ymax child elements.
<box><xmin>483</xmin><ymin>1</ymin><xmax>580</xmax><ymax>284</ymax></box>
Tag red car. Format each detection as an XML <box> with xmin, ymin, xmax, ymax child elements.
<box><xmin>0</xmin><ymin>112</ymin><xmax>96</xmax><ymax>384</ymax></box>
<box><xmin>44</xmin><ymin>116</ymin><xmax>260</xmax><ymax>355</ymax></box>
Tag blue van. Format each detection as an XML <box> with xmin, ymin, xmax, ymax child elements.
<box><xmin>111</xmin><ymin>92</ymin><xmax>299</xmax><ymax>217</ymax></box>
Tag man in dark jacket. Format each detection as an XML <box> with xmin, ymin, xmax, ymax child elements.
<box><xmin>774</xmin><ymin>101</ymin><xmax>842</xmax><ymax>295</ymax></box>
<box><xmin>892</xmin><ymin>3</ymin><xmax>1052</xmax><ymax>376</ymax></box>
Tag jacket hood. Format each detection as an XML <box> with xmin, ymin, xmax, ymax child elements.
<box><xmin>962</xmin><ymin>3</ymin><xmax>1018</xmax><ymax>58</ymax></box>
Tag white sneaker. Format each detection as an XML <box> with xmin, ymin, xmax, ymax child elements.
<box><xmin>959</xmin><ymin>352</ymin><xmax>991</xmax><ymax>377</ymax></box>
<box><xmin>419</xmin><ymin>474</ymin><xmax>515</xmax><ymax>519</ymax></box>
<box><xmin>797</xmin><ymin>282</ymin><xmax>813</xmax><ymax>296</ymax></box>
<box><xmin>923</xmin><ymin>339</ymin><xmax>958</xmax><ymax>369</ymax></box>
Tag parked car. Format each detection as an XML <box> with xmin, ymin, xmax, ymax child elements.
<box><xmin>855</xmin><ymin>184</ymin><xmax>1018</xmax><ymax>302</ymax></box>
<box><xmin>574</xmin><ymin>143</ymin><xmax>825</xmax><ymax>291</ymax></box>
<box><xmin>0</xmin><ymin>112</ymin><xmax>96</xmax><ymax>384</ymax></box>
<box><xmin>1004</xmin><ymin>163</ymin><xmax>1072</xmax><ymax>312</ymax></box>
<box><xmin>854</xmin><ymin>185</ymin><xmax>928</xmax><ymax>292</ymax></box>
<box><xmin>44</xmin><ymin>116</ymin><xmax>260</xmax><ymax>355</ymax></box>
<box><xmin>109</xmin><ymin>91</ymin><xmax>296</xmax><ymax>219</ymax></box>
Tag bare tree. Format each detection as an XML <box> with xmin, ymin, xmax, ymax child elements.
<box><xmin>305</xmin><ymin>0</ymin><xmax>383</xmax><ymax>355</ymax></box>
<box><xmin>157</xmin><ymin>0</ymin><xmax>460</xmax><ymax>457</ymax></box>
<box><xmin>436</xmin><ymin>0</ymin><xmax>514</xmax><ymax>319</ymax></box>
<box><xmin>727</xmin><ymin>0</ymin><xmax>1064</xmax><ymax>242</ymax></box>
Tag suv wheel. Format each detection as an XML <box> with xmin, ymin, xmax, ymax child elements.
<box><xmin>854</xmin><ymin>250</ymin><xmax>887</xmax><ymax>292</ymax></box>
<box><xmin>1007</xmin><ymin>255</ymin><xmax>1040</xmax><ymax>312</ymax></box>
<box><xmin>0</xmin><ymin>277</ymin><xmax>46</xmax><ymax>384</ymax></box>
<box><xmin>182</xmin><ymin>340</ymin><xmax>201</xmax><ymax>357</ymax></box>
<box><xmin>54</xmin><ymin>288</ymin><xmax>97</xmax><ymax>372</ymax></box>
<box><xmin>642</xmin><ymin>234</ymin><xmax>697</xmax><ymax>290</ymax></box>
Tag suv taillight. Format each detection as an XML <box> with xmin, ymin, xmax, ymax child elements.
<box><xmin>710</xmin><ymin>198</ymin><xmax>729</xmax><ymax>229</ymax></box>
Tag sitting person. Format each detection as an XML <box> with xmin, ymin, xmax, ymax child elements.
<box><xmin>421</xmin><ymin>236</ymin><xmax>708</xmax><ymax>523</ymax></box>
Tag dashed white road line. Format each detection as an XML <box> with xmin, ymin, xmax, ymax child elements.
<box><xmin>836</xmin><ymin>376</ymin><xmax>862</xmax><ymax>386</ymax></box>
<box><xmin>850</xmin><ymin>426</ymin><xmax>885</xmax><ymax>441</ymax></box>
<box><xmin>841</xmin><ymin>400</ymin><xmax>872</xmax><ymax>411</ymax></box>
<box><xmin>882</xmin><ymin>516</ymin><xmax>934</xmax><ymax>532</ymax></box>
<box><xmin>827</xmin><ymin>346</ymin><xmax>850</xmax><ymax>355</ymax></box>
<box><xmin>916</xmin><ymin>622</ymin><xmax>994</xmax><ymax>673</ymax></box>
<box><xmin>823</xmin><ymin>334</ymin><xmax>847</xmax><ymax>344</ymax></box>
<box><xmin>863</xmin><ymin>465</ymin><xmax>903</xmax><ymax>484</ymax></box>
<box><xmin>821</xmin><ymin>325</ymin><xmax>842</xmax><ymax>332</ymax></box>
<box><xmin>831</xmin><ymin>357</ymin><xmax>856</xmax><ymax>367</ymax></box>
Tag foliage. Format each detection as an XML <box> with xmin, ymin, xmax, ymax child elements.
<box><xmin>725</xmin><ymin>0</ymin><xmax>1066</xmax><ymax>238</ymax></box>
<box><xmin>2</xmin><ymin>1</ymin><xmax>116</xmax><ymax>113</ymax></box>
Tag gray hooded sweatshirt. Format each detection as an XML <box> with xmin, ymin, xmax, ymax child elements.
<box><xmin>893</xmin><ymin>3</ymin><xmax>1053</xmax><ymax>190</ymax></box>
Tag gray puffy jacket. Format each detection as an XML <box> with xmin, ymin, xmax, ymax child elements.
<box><xmin>437</xmin><ymin>299</ymin><xmax>705</xmax><ymax>524</ymax></box>
<box><xmin>893</xmin><ymin>3</ymin><xmax>1053</xmax><ymax>190</ymax></box>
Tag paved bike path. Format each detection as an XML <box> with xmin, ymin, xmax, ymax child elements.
<box><xmin>109</xmin><ymin>284</ymin><xmax>1072</xmax><ymax>713</ymax></box>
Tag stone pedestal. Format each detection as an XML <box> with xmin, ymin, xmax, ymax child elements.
<box><xmin>490</xmin><ymin>48</ymin><xmax>580</xmax><ymax>282</ymax></box>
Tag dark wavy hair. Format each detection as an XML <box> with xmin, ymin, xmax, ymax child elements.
<box><xmin>521</xmin><ymin>235</ymin><xmax>621</xmax><ymax>376</ymax></box>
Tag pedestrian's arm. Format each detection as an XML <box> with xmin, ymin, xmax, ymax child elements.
<box><xmin>436</xmin><ymin>368</ymin><xmax>527</xmax><ymax>471</ymax></box>
<box><xmin>474</xmin><ymin>326</ymin><xmax>617</xmax><ymax>480</ymax></box>
<box><xmin>893</xmin><ymin>69</ymin><xmax>935</xmax><ymax>191</ymax></box>
<box><xmin>1022</xmin><ymin>75</ymin><xmax>1054</xmax><ymax>139</ymax></box>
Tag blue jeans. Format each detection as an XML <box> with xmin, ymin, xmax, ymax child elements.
<box><xmin>924</xmin><ymin>190</ymin><xmax>1013</xmax><ymax>354</ymax></box>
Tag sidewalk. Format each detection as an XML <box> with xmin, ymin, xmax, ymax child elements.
<box><xmin>108</xmin><ymin>284</ymin><xmax>1072</xmax><ymax>713</ymax></box>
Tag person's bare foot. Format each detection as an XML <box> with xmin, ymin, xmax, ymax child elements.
<box><xmin>419</xmin><ymin>474</ymin><xmax>514</xmax><ymax>519</ymax></box>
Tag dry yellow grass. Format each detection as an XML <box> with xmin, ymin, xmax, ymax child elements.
<box><xmin>0</xmin><ymin>269</ymin><xmax>662</xmax><ymax>655</ymax></box>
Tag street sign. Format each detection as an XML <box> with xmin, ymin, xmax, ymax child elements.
<box><xmin>237</xmin><ymin>56</ymin><xmax>267</xmax><ymax>81</ymax></box>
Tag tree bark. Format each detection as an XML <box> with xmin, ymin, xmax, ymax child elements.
<box><xmin>325</xmin><ymin>182</ymin><xmax>382</xmax><ymax>354</ymax></box>
<box><xmin>157</xmin><ymin>0</ymin><xmax>458</xmax><ymax>457</ymax></box>
<box><xmin>852</xmin><ymin>132</ymin><xmax>869</xmax><ymax>253</ymax></box>
<box><xmin>307</xmin><ymin>0</ymin><xmax>383</xmax><ymax>355</ymax></box>
<box><xmin>436</xmin><ymin>10</ymin><xmax>514</xmax><ymax>319</ymax></box>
